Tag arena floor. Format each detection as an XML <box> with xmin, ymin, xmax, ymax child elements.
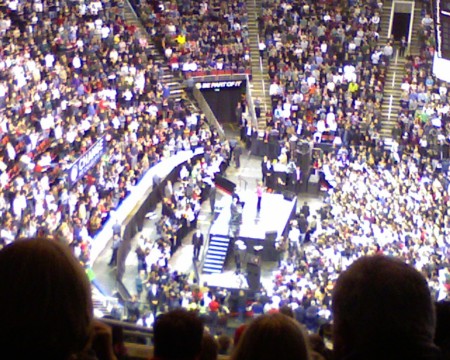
<box><xmin>92</xmin><ymin>147</ymin><xmax>323</xmax><ymax>300</ymax></box>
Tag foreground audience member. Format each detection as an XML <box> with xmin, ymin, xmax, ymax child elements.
<box><xmin>217</xmin><ymin>334</ymin><xmax>232</xmax><ymax>355</ymax></box>
<box><xmin>233</xmin><ymin>324</ymin><xmax>247</xmax><ymax>349</ymax></box>
<box><xmin>231</xmin><ymin>313</ymin><xmax>312</xmax><ymax>360</ymax></box>
<box><xmin>199</xmin><ymin>332</ymin><xmax>219</xmax><ymax>360</ymax></box>
<box><xmin>152</xmin><ymin>309</ymin><xmax>204</xmax><ymax>360</ymax></box>
<box><xmin>0</xmin><ymin>238</ymin><xmax>116</xmax><ymax>360</ymax></box>
<box><xmin>308</xmin><ymin>334</ymin><xmax>333</xmax><ymax>360</ymax></box>
<box><xmin>435</xmin><ymin>301</ymin><xmax>450</xmax><ymax>359</ymax></box>
<box><xmin>332</xmin><ymin>255</ymin><xmax>442</xmax><ymax>360</ymax></box>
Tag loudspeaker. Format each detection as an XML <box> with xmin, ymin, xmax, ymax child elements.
<box><xmin>246</xmin><ymin>260</ymin><xmax>261</xmax><ymax>290</ymax></box>
<box><xmin>215</xmin><ymin>174</ymin><xmax>236</xmax><ymax>194</ymax></box>
<box><xmin>265</xmin><ymin>231</ymin><xmax>277</xmax><ymax>241</ymax></box>
<box><xmin>283</xmin><ymin>190</ymin><xmax>296</xmax><ymax>201</ymax></box>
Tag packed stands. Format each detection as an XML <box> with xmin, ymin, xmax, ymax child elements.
<box><xmin>130</xmin><ymin>0</ymin><xmax>252</xmax><ymax>77</ymax></box>
<box><xmin>0</xmin><ymin>0</ymin><xmax>223</xmax><ymax>265</ymax></box>
<box><xmin>259</xmin><ymin>0</ymin><xmax>388</xmax><ymax>146</ymax></box>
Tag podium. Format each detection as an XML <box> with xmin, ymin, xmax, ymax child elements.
<box><xmin>246</xmin><ymin>254</ymin><xmax>261</xmax><ymax>290</ymax></box>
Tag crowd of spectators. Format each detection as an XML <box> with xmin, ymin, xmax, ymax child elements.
<box><xmin>251</xmin><ymin>0</ymin><xmax>450</xmax><ymax>322</ymax></box>
<box><xmin>259</xmin><ymin>0</ymin><xmax>390</xmax><ymax>148</ymax></box>
<box><xmin>0</xmin><ymin>0</ymin><xmax>221</xmax><ymax>266</ymax></box>
<box><xmin>130</xmin><ymin>0</ymin><xmax>251</xmax><ymax>76</ymax></box>
<box><xmin>247</xmin><ymin>1</ymin><xmax>450</xmax><ymax>334</ymax></box>
<box><xmin>128</xmin><ymin>147</ymin><xmax>231</xmax><ymax>328</ymax></box>
<box><xmin>394</xmin><ymin>3</ymin><xmax>450</xmax><ymax>162</ymax></box>
<box><xmin>130</xmin><ymin>145</ymin><xmax>228</xmax><ymax>281</ymax></box>
<box><xmin>1</xmin><ymin>0</ymin><xmax>449</xmax><ymax>357</ymax></box>
<box><xmin>1</xmin><ymin>236</ymin><xmax>449</xmax><ymax>360</ymax></box>
<box><xmin>160</xmin><ymin>152</ymin><xmax>225</xmax><ymax>243</ymax></box>
<box><xmin>266</xmin><ymin>142</ymin><xmax>450</xmax><ymax>332</ymax></box>
<box><xmin>127</xmin><ymin>258</ymin><xmax>233</xmax><ymax>335</ymax></box>
<box><xmin>145</xmin><ymin>256</ymin><xmax>448</xmax><ymax>360</ymax></box>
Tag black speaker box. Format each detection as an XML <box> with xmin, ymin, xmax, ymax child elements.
<box><xmin>283</xmin><ymin>190</ymin><xmax>296</xmax><ymax>201</ymax></box>
<box><xmin>214</xmin><ymin>174</ymin><xmax>236</xmax><ymax>194</ymax></box>
<box><xmin>247</xmin><ymin>254</ymin><xmax>261</xmax><ymax>266</ymax></box>
<box><xmin>265</xmin><ymin>231</ymin><xmax>277</xmax><ymax>241</ymax></box>
<box><xmin>246</xmin><ymin>261</ymin><xmax>261</xmax><ymax>290</ymax></box>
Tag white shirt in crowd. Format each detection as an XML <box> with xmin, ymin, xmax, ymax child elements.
<box><xmin>45</xmin><ymin>53</ymin><xmax>55</xmax><ymax>68</ymax></box>
<box><xmin>182</xmin><ymin>61</ymin><xmax>198</xmax><ymax>72</ymax></box>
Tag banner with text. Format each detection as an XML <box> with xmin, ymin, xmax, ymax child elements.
<box><xmin>196</xmin><ymin>80</ymin><xmax>246</xmax><ymax>124</ymax></box>
<box><xmin>67</xmin><ymin>135</ymin><xmax>107</xmax><ymax>187</ymax></box>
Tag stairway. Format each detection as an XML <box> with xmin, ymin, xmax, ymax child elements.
<box><xmin>92</xmin><ymin>286</ymin><xmax>121</xmax><ymax>318</ymax></box>
<box><xmin>380</xmin><ymin>57</ymin><xmax>406</xmax><ymax>138</ymax></box>
<box><xmin>377</xmin><ymin>0</ymin><xmax>404</xmax><ymax>139</ymax></box>
<box><xmin>247</xmin><ymin>0</ymin><xmax>272</xmax><ymax>130</ymax></box>
<box><xmin>379</xmin><ymin>0</ymin><xmax>393</xmax><ymax>44</ymax></box>
<box><xmin>378</xmin><ymin>0</ymin><xmax>425</xmax><ymax>138</ymax></box>
<box><xmin>409</xmin><ymin>3</ymin><xmax>424</xmax><ymax>57</ymax></box>
<box><xmin>122</xmin><ymin>1</ymin><xmax>196</xmax><ymax>109</ymax></box>
<box><xmin>202</xmin><ymin>234</ymin><xmax>231</xmax><ymax>274</ymax></box>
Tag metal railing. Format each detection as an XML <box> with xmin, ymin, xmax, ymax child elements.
<box><xmin>245</xmin><ymin>74</ymin><xmax>259</xmax><ymax>129</ymax></box>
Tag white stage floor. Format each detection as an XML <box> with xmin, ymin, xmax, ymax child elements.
<box><xmin>200</xmin><ymin>263</ymin><xmax>278</xmax><ymax>290</ymax></box>
<box><xmin>210</xmin><ymin>192</ymin><xmax>297</xmax><ymax>240</ymax></box>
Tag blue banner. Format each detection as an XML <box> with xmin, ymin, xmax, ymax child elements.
<box><xmin>67</xmin><ymin>135</ymin><xmax>107</xmax><ymax>187</ymax></box>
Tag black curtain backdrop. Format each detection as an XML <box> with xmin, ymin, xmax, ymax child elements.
<box><xmin>201</xmin><ymin>85</ymin><xmax>245</xmax><ymax>125</ymax></box>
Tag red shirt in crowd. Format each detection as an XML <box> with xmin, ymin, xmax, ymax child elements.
<box><xmin>209</xmin><ymin>299</ymin><xmax>220</xmax><ymax>313</ymax></box>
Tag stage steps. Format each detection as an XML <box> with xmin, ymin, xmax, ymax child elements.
<box><xmin>91</xmin><ymin>286</ymin><xmax>121</xmax><ymax>319</ymax></box>
<box><xmin>202</xmin><ymin>234</ymin><xmax>231</xmax><ymax>274</ymax></box>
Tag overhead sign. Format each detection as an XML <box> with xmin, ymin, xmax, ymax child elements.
<box><xmin>196</xmin><ymin>80</ymin><xmax>243</xmax><ymax>90</ymax></box>
<box><xmin>67</xmin><ymin>135</ymin><xmax>107</xmax><ymax>187</ymax></box>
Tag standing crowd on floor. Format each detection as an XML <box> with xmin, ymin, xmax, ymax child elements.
<box><xmin>261</xmin><ymin>0</ymin><xmax>450</xmax><ymax>327</ymax></box>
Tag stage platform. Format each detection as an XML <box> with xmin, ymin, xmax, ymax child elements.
<box><xmin>202</xmin><ymin>191</ymin><xmax>297</xmax><ymax>275</ymax></box>
<box><xmin>210</xmin><ymin>192</ymin><xmax>297</xmax><ymax>240</ymax></box>
<box><xmin>200</xmin><ymin>260</ymin><xmax>279</xmax><ymax>291</ymax></box>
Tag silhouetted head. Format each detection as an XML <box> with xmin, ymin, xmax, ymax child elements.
<box><xmin>231</xmin><ymin>313</ymin><xmax>311</xmax><ymax>360</ymax></box>
<box><xmin>0</xmin><ymin>238</ymin><xmax>93</xmax><ymax>360</ymax></box>
<box><xmin>199</xmin><ymin>332</ymin><xmax>219</xmax><ymax>360</ymax></box>
<box><xmin>153</xmin><ymin>309</ymin><xmax>204</xmax><ymax>360</ymax></box>
<box><xmin>332</xmin><ymin>255</ymin><xmax>438</xmax><ymax>359</ymax></box>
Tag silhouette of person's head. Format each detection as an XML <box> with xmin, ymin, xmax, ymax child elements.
<box><xmin>199</xmin><ymin>332</ymin><xmax>219</xmax><ymax>360</ymax></box>
<box><xmin>153</xmin><ymin>309</ymin><xmax>204</xmax><ymax>360</ymax></box>
<box><xmin>0</xmin><ymin>237</ymin><xmax>93</xmax><ymax>360</ymax></box>
<box><xmin>332</xmin><ymin>255</ymin><xmax>440</xmax><ymax>360</ymax></box>
<box><xmin>231</xmin><ymin>313</ymin><xmax>311</xmax><ymax>360</ymax></box>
